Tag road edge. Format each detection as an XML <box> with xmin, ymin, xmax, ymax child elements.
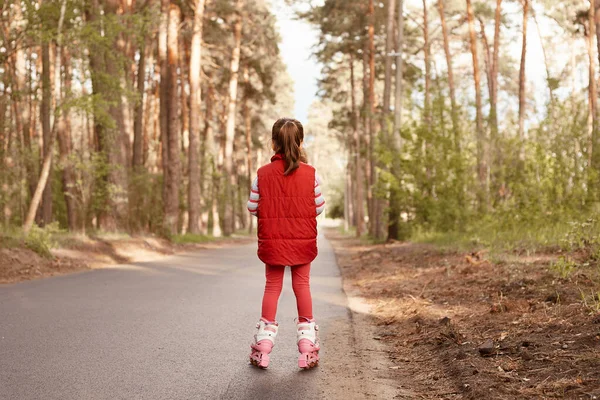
<box><xmin>323</xmin><ymin>231</ymin><xmax>399</xmax><ymax>399</ymax></box>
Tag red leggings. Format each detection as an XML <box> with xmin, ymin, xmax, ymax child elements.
<box><xmin>261</xmin><ymin>263</ymin><xmax>313</xmax><ymax>322</ymax></box>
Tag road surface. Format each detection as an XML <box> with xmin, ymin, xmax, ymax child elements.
<box><xmin>0</xmin><ymin>234</ymin><xmax>379</xmax><ymax>399</ymax></box>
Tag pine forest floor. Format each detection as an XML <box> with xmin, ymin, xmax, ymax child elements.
<box><xmin>326</xmin><ymin>229</ymin><xmax>600</xmax><ymax>399</ymax></box>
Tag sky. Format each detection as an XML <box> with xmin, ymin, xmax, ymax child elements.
<box><xmin>271</xmin><ymin>1</ymin><xmax>321</xmax><ymax>123</ymax></box>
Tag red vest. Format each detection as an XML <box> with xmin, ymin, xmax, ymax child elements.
<box><xmin>256</xmin><ymin>154</ymin><xmax>318</xmax><ymax>266</ymax></box>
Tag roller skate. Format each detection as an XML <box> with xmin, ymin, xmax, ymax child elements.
<box><xmin>249</xmin><ymin>319</ymin><xmax>278</xmax><ymax>369</ymax></box>
<box><xmin>296</xmin><ymin>319</ymin><xmax>320</xmax><ymax>369</ymax></box>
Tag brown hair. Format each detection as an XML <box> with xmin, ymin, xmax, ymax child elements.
<box><xmin>272</xmin><ymin>118</ymin><xmax>307</xmax><ymax>175</ymax></box>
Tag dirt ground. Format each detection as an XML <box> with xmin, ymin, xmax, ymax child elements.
<box><xmin>0</xmin><ymin>235</ymin><xmax>253</xmax><ymax>284</ymax></box>
<box><xmin>326</xmin><ymin>230</ymin><xmax>600</xmax><ymax>399</ymax></box>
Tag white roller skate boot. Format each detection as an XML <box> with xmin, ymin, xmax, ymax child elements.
<box><xmin>296</xmin><ymin>319</ymin><xmax>320</xmax><ymax>369</ymax></box>
<box><xmin>249</xmin><ymin>319</ymin><xmax>278</xmax><ymax>369</ymax></box>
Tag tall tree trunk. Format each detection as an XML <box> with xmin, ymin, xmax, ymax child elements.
<box><xmin>362</xmin><ymin>35</ymin><xmax>373</xmax><ymax>234</ymax></box>
<box><xmin>490</xmin><ymin>0</ymin><xmax>502</xmax><ymax>140</ymax></box>
<box><xmin>467</xmin><ymin>0</ymin><xmax>487</xmax><ymax>211</ymax></box>
<box><xmin>350</xmin><ymin>55</ymin><xmax>365</xmax><ymax>237</ymax></box>
<box><xmin>133</xmin><ymin>40</ymin><xmax>147</xmax><ymax>170</ymax></box>
<box><xmin>532</xmin><ymin>11</ymin><xmax>554</xmax><ymax>107</ymax></box>
<box><xmin>106</xmin><ymin>12</ymin><xmax>130</xmax><ymax>232</ymax></box>
<box><xmin>202</xmin><ymin>75</ymin><xmax>221</xmax><ymax>237</ymax></box>
<box><xmin>368</xmin><ymin>0</ymin><xmax>384</xmax><ymax>239</ymax></box>
<box><xmin>159</xmin><ymin>0</ymin><xmax>170</xmax><ymax>227</ymax></box>
<box><xmin>479</xmin><ymin>17</ymin><xmax>493</xmax><ymax>103</ymax></box>
<box><xmin>518</xmin><ymin>0</ymin><xmax>529</xmax><ymax>145</ymax></box>
<box><xmin>13</xmin><ymin>2</ymin><xmax>36</xmax><ymax>201</ymax></box>
<box><xmin>188</xmin><ymin>0</ymin><xmax>206</xmax><ymax>235</ymax></box>
<box><xmin>389</xmin><ymin>0</ymin><xmax>405</xmax><ymax>240</ymax></box>
<box><xmin>164</xmin><ymin>3</ymin><xmax>181</xmax><ymax>235</ymax></box>
<box><xmin>202</xmin><ymin>77</ymin><xmax>216</xmax><ymax>235</ymax></box>
<box><xmin>40</xmin><ymin>42</ymin><xmax>53</xmax><ymax>226</ymax></box>
<box><xmin>131</xmin><ymin>37</ymin><xmax>147</xmax><ymax>232</ymax></box>
<box><xmin>383</xmin><ymin>0</ymin><xmax>395</xmax><ymax>115</ymax></box>
<box><xmin>24</xmin><ymin>0</ymin><xmax>66</xmax><ymax>234</ymax></box>
<box><xmin>437</xmin><ymin>0</ymin><xmax>459</xmax><ymax>148</ymax></box>
<box><xmin>57</xmin><ymin>48</ymin><xmax>77</xmax><ymax>231</ymax></box>
<box><xmin>85</xmin><ymin>0</ymin><xmax>129</xmax><ymax>231</ymax></box>
<box><xmin>588</xmin><ymin>0</ymin><xmax>599</xmax><ymax>188</ymax></box>
<box><xmin>243</xmin><ymin>66</ymin><xmax>253</xmax><ymax>234</ymax></box>
<box><xmin>422</xmin><ymin>0</ymin><xmax>431</xmax><ymax>130</ymax></box>
<box><xmin>595</xmin><ymin>2</ymin><xmax>600</xmax><ymax>82</ymax></box>
<box><xmin>223</xmin><ymin>0</ymin><xmax>244</xmax><ymax>237</ymax></box>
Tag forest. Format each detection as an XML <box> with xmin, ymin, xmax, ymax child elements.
<box><xmin>1</xmin><ymin>0</ymin><xmax>600</xmax><ymax>248</ymax></box>
<box><xmin>0</xmin><ymin>0</ymin><xmax>292</xmax><ymax>240</ymax></box>
<box><xmin>301</xmin><ymin>0</ymin><xmax>600</xmax><ymax>248</ymax></box>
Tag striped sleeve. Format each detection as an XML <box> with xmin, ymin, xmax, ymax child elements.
<box><xmin>315</xmin><ymin>174</ymin><xmax>325</xmax><ymax>216</ymax></box>
<box><xmin>247</xmin><ymin>176</ymin><xmax>259</xmax><ymax>216</ymax></box>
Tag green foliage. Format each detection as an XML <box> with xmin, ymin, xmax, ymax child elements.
<box><xmin>24</xmin><ymin>222</ymin><xmax>61</xmax><ymax>259</ymax></box>
<box><xmin>579</xmin><ymin>289</ymin><xmax>600</xmax><ymax>313</ymax></box>
<box><xmin>129</xmin><ymin>170</ymin><xmax>165</xmax><ymax>234</ymax></box>
<box><xmin>170</xmin><ymin>233</ymin><xmax>216</xmax><ymax>245</ymax></box>
<box><xmin>551</xmin><ymin>256</ymin><xmax>578</xmax><ymax>279</ymax></box>
<box><xmin>562</xmin><ymin>219</ymin><xmax>600</xmax><ymax>251</ymax></box>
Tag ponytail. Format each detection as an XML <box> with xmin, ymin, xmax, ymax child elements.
<box><xmin>272</xmin><ymin>118</ymin><xmax>305</xmax><ymax>175</ymax></box>
<box><xmin>280</xmin><ymin>121</ymin><xmax>301</xmax><ymax>175</ymax></box>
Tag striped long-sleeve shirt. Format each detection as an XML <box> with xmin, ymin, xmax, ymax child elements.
<box><xmin>247</xmin><ymin>175</ymin><xmax>326</xmax><ymax>217</ymax></box>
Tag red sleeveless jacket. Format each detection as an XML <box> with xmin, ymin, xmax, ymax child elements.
<box><xmin>256</xmin><ymin>154</ymin><xmax>318</xmax><ymax>266</ymax></box>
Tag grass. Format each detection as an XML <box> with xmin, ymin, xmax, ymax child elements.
<box><xmin>0</xmin><ymin>223</ymin><xmax>61</xmax><ymax>258</ymax></box>
<box><xmin>170</xmin><ymin>233</ymin><xmax>217</xmax><ymax>245</ymax></box>
<box><xmin>411</xmin><ymin>216</ymin><xmax>600</xmax><ymax>256</ymax></box>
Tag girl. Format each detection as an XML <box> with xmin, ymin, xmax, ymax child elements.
<box><xmin>247</xmin><ymin>118</ymin><xmax>325</xmax><ymax>370</ymax></box>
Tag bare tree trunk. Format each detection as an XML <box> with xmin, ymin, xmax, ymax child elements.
<box><xmin>188</xmin><ymin>0</ymin><xmax>206</xmax><ymax>235</ymax></box>
<box><xmin>467</xmin><ymin>0</ymin><xmax>487</xmax><ymax>211</ymax></box>
<box><xmin>57</xmin><ymin>48</ymin><xmax>77</xmax><ymax>231</ymax></box>
<box><xmin>24</xmin><ymin>0</ymin><xmax>66</xmax><ymax>234</ymax></box>
<box><xmin>180</xmin><ymin>37</ymin><xmax>190</xmax><ymax>156</ymax></box>
<box><xmin>164</xmin><ymin>3</ymin><xmax>181</xmax><ymax>235</ymax></box>
<box><xmin>243</xmin><ymin>66</ymin><xmax>254</xmax><ymax>234</ymax></box>
<box><xmin>159</xmin><ymin>0</ymin><xmax>170</xmax><ymax>226</ymax></box>
<box><xmin>422</xmin><ymin>0</ymin><xmax>431</xmax><ymax>130</ymax></box>
<box><xmin>350</xmin><ymin>55</ymin><xmax>364</xmax><ymax>237</ymax></box>
<box><xmin>368</xmin><ymin>0</ymin><xmax>384</xmax><ymax>239</ymax></box>
<box><xmin>532</xmin><ymin>11</ymin><xmax>553</xmax><ymax>107</ymax></box>
<box><xmin>588</xmin><ymin>0</ymin><xmax>599</xmax><ymax>183</ymax></box>
<box><xmin>383</xmin><ymin>0</ymin><xmax>395</xmax><ymax>115</ymax></box>
<box><xmin>437</xmin><ymin>0</ymin><xmax>459</xmax><ymax>150</ymax></box>
<box><xmin>223</xmin><ymin>0</ymin><xmax>244</xmax><ymax>237</ymax></box>
<box><xmin>518</xmin><ymin>0</ymin><xmax>529</xmax><ymax>145</ymax></box>
<box><xmin>133</xmin><ymin>40</ymin><xmax>147</xmax><ymax>170</ymax></box>
<box><xmin>490</xmin><ymin>0</ymin><xmax>503</xmax><ymax>140</ymax></box>
<box><xmin>388</xmin><ymin>0</ymin><xmax>405</xmax><ymax>240</ymax></box>
<box><xmin>12</xmin><ymin>2</ymin><xmax>36</xmax><ymax>202</ymax></box>
<box><xmin>362</xmin><ymin>36</ymin><xmax>373</xmax><ymax>234</ymax></box>
<box><xmin>479</xmin><ymin>17</ymin><xmax>493</xmax><ymax>104</ymax></box>
<box><xmin>40</xmin><ymin>42</ymin><xmax>53</xmax><ymax>226</ymax></box>
<box><xmin>595</xmin><ymin>2</ymin><xmax>600</xmax><ymax>85</ymax></box>
<box><xmin>143</xmin><ymin>52</ymin><xmax>156</xmax><ymax>168</ymax></box>
<box><xmin>202</xmin><ymin>77</ymin><xmax>216</xmax><ymax>235</ymax></box>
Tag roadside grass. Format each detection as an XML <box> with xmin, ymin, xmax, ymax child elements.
<box><xmin>1</xmin><ymin>223</ymin><xmax>61</xmax><ymax>258</ymax></box>
<box><xmin>1</xmin><ymin>224</ymin><xmax>253</xmax><ymax>258</ymax></box>
<box><xmin>412</xmin><ymin>216</ymin><xmax>600</xmax><ymax>255</ymax></box>
<box><xmin>170</xmin><ymin>233</ymin><xmax>217</xmax><ymax>244</ymax></box>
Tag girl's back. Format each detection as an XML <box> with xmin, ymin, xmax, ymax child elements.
<box><xmin>256</xmin><ymin>154</ymin><xmax>318</xmax><ymax>266</ymax></box>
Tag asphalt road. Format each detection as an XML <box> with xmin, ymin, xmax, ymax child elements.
<box><xmin>0</xmin><ymin>234</ymin><xmax>355</xmax><ymax>400</ymax></box>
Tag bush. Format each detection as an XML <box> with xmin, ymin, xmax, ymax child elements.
<box><xmin>24</xmin><ymin>222</ymin><xmax>61</xmax><ymax>258</ymax></box>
